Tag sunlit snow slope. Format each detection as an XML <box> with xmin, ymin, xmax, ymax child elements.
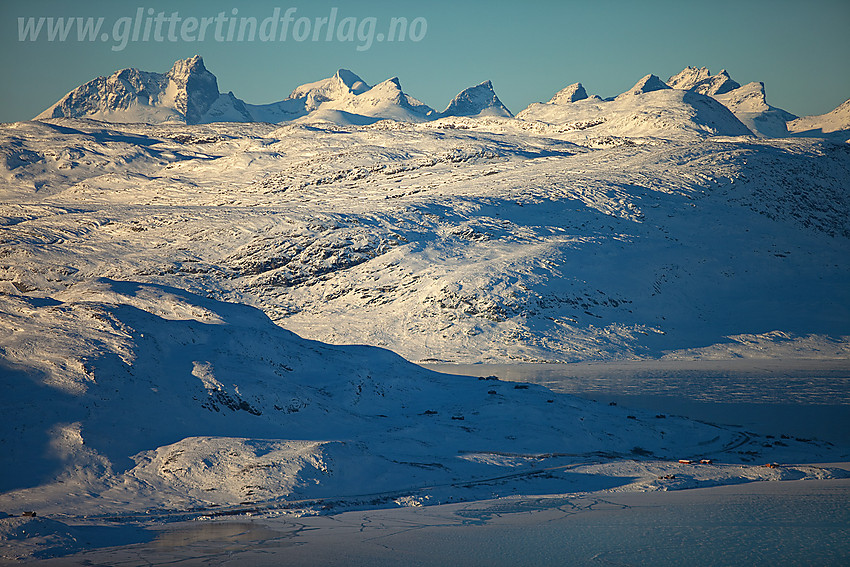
<box><xmin>2</xmin><ymin>118</ymin><xmax>848</xmax><ymax>363</ymax></box>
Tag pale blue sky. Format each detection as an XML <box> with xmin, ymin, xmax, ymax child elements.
<box><xmin>2</xmin><ymin>0</ymin><xmax>849</xmax><ymax>122</ymax></box>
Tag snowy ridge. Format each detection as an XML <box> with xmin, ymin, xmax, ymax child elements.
<box><xmin>788</xmin><ymin>97</ymin><xmax>850</xmax><ymax>141</ymax></box>
<box><xmin>517</xmin><ymin>87</ymin><xmax>753</xmax><ymax>140</ymax></box>
<box><xmin>662</xmin><ymin>67</ymin><xmax>798</xmax><ymax>137</ymax></box>
<box><xmin>36</xmin><ymin>55</ymin><xmax>252</xmax><ymax>125</ymax></box>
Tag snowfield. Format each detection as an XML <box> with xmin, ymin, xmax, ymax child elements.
<box><xmin>2</xmin><ymin>58</ymin><xmax>850</xmax><ymax>562</ymax></box>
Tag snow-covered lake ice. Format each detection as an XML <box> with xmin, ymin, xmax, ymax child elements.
<box><xmin>427</xmin><ymin>359</ymin><xmax>850</xmax><ymax>444</ymax></box>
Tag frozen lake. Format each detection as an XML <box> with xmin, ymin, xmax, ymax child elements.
<box><xmin>36</xmin><ymin>477</ymin><xmax>850</xmax><ymax>566</ymax></box>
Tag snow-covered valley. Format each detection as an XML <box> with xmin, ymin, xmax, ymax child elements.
<box><xmin>2</xmin><ymin>58</ymin><xmax>849</xmax><ymax>562</ymax></box>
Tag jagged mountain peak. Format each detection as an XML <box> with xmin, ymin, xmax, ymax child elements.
<box><xmin>667</xmin><ymin>66</ymin><xmax>712</xmax><ymax>89</ymax></box>
<box><xmin>617</xmin><ymin>74</ymin><xmax>671</xmax><ymax>99</ymax></box>
<box><xmin>166</xmin><ymin>55</ymin><xmax>208</xmax><ymax>81</ymax></box>
<box><xmin>668</xmin><ymin>66</ymin><xmax>740</xmax><ymax>96</ymax></box>
<box><xmin>287</xmin><ymin>69</ymin><xmax>370</xmax><ymax>105</ymax></box>
<box><xmin>164</xmin><ymin>56</ymin><xmax>220</xmax><ymax>124</ymax></box>
<box><xmin>35</xmin><ymin>54</ymin><xmax>233</xmax><ymax>124</ymax></box>
<box><xmin>441</xmin><ymin>80</ymin><xmax>513</xmax><ymax>118</ymax></box>
<box><xmin>362</xmin><ymin>77</ymin><xmax>406</xmax><ymax>103</ymax></box>
<box><xmin>334</xmin><ymin>69</ymin><xmax>369</xmax><ymax>90</ymax></box>
<box><xmin>549</xmin><ymin>83</ymin><xmax>589</xmax><ymax>104</ymax></box>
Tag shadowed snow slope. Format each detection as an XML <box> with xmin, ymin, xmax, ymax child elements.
<box><xmin>1</xmin><ymin>278</ymin><xmax>844</xmax><ymax>521</ymax></box>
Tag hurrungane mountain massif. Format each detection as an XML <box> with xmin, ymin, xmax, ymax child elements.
<box><xmin>1</xmin><ymin>56</ymin><xmax>849</xmax><ymax>561</ymax></box>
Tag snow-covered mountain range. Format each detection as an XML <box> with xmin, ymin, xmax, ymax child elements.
<box><xmin>36</xmin><ymin>56</ymin><xmax>510</xmax><ymax>126</ymax></box>
<box><xmin>34</xmin><ymin>57</ymin><xmax>850</xmax><ymax>140</ymax></box>
<box><xmin>3</xmin><ymin>56</ymin><xmax>850</xmax><ymax>560</ymax></box>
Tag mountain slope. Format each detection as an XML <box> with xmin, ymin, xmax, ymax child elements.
<box><xmin>666</xmin><ymin>67</ymin><xmax>797</xmax><ymax>138</ymax></box>
<box><xmin>788</xmin><ymin>98</ymin><xmax>850</xmax><ymax>141</ymax></box>
<box><xmin>318</xmin><ymin>76</ymin><xmax>436</xmax><ymax>122</ymax></box>
<box><xmin>245</xmin><ymin>68</ymin><xmax>372</xmax><ymax>123</ymax></box>
<box><xmin>712</xmin><ymin>81</ymin><xmax>798</xmax><ymax>138</ymax></box>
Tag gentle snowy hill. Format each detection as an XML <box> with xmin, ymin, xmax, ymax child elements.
<box><xmin>3</xmin><ymin>98</ymin><xmax>850</xmax><ymax>560</ymax></box>
<box><xmin>2</xmin><ymin>118</ymin><xmax>847</xmax><ymax>366</ymax></box>
<box><xmin>440</xmin><ymin>80</ymin><xmax>513</xmax><ymax>118</ymax></box>
<box><xmin>788</xmin><ymin>97</ymin><xmax>850</xmax><ymax>141</ymax></box>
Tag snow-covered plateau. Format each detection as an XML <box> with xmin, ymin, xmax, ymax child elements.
<box><xmin>1</xmin><ymin>58</ymin><xmax>849</xmax><ymax>562</ymax></box>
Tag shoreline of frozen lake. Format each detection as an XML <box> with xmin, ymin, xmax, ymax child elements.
<box><xmin>424</xmin><ymin>359</ymin><xmax>850</xmax><ymax>444</ymax></box>
<box><xmin>30</xmin><ymin>475</ymin><xmax>850</xmax><ymax>566</ymax></box>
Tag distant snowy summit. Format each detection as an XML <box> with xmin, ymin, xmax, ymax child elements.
<box><xmin>36</xmin><ymin>55</ymin><xmax>510</xmax><ymax>126</ymax></box>
<box><xmin>614</xmin><ymin>74</ymin><xmax>671</xmax><ymax>99</ymax></box>
<box><xmin>35</xmin><ymin>57</ymin><xmax>848</xmax><ymax>141</ymax></box>
<box><xmin>517</xmin><ymin>71</ymin><xmax>753</xmax><ymax>140</ymax></box>
<box><xmin>667</xmin><ymin>66</ymin><xmax>740</xmax><ymax>96</ymax></box>
<box><xmin>440</xmin><ymin>80</ymin><xmax>512</xmax><ymax>118</ymax></box>
<box><xmin>36</xmin><ymin>55</ymin><xmax>253</xmax><ymax>124</ymax></box>
<box><xmin>665</xmin><ymin>67</ymin><xmax>797</xmax><ymax>137</ymax></box>
<box><xmin>520</xmin><ymin>65</ymin><xmax>847</xmax><ymax>140</ymax></box>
